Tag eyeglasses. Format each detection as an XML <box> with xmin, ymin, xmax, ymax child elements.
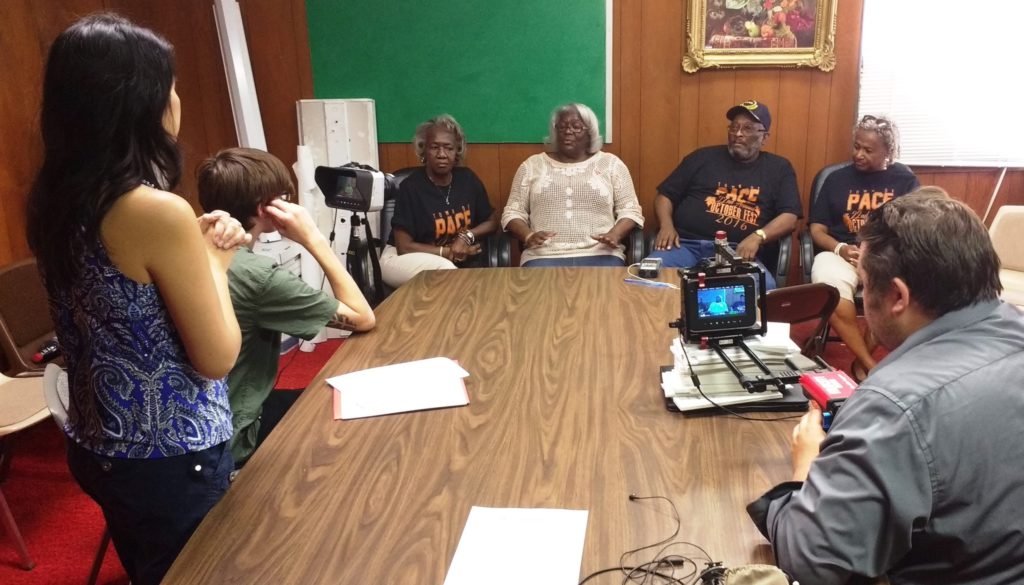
<box><xmin>555</xmin><ymin>123</ymin><xmax>588</xmax><ymax>134</ymax></box>
<box><xmin>727</xmin><ymin>124</ymin><xmax>766</xmax><ymax>137</ymax></box>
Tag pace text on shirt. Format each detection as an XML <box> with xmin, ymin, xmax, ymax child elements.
<box><xmin>843</xmin><ymin>188</ymin><xmax>894</xmax><ymax>234</ymax></box>
<box><xmin>433</xmin><ymin>204</ymin><xmax>473</xmax><ymax>244</ymax></box>
<box><xmin>705</xmin><ymin>182</ymin><xmax>762</xmax><ymax>232</ymax></box>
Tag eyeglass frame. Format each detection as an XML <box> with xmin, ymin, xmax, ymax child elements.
<box><xmin>555</xmin><ymin>122</ymin><xmax>589</xmax><ymax>135</ymax></box>
<box><xmin>726</xmin><ymin>123</ymin><xmax>768</xmax><ymax>137</ymax></box>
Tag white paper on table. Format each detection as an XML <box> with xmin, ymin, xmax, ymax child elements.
<box><xmin>443</xmin><ymin>507</ymin><xmax>589</xmax><ymax>585</ymax></box>
<box><xmin>327</xmin><ymin>357</ymin><xmax>471</xmax><ymax>420</ymax></box>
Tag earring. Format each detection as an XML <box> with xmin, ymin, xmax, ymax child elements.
<box><xmin>419</xmin><ymin>156</ymin><xmax>425</xmax><ymax>163</ymax></box>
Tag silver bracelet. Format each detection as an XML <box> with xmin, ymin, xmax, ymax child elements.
<box><xmin>834</xmin><ymin>242</ymin><xmax>847</xmax><ymax>255</ymax></box>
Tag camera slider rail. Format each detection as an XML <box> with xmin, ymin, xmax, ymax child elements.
<box><xmin>701</xmin><ymin>335</ymin><xmax>802</xmax><ymax>393</ymax></box>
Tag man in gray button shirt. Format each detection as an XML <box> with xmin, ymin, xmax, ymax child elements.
<box><xmin>748</xmin><ymin>192</ymin><xmax>1024</xmax><ymax>584</ymax></box>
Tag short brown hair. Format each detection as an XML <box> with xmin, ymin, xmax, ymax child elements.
<box><xmin>197</xmin><ymin>148</ymin><xmax>294</xmax><ymax>230</ymax></box>
<box><xmin>859</xmin><ymin>192</ymin><xmax>1001</xmax><ymax>317</ymax></box>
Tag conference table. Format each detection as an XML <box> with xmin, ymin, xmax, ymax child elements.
<box><xmin>164</xmin><ymin>268</ymin><xmax>798</xmax><ymax>584</ymax></box>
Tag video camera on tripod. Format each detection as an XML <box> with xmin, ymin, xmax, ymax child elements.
<box><xmin>313</xmin><ymin>163</ymin><xmax>402</xmax><ymax>305</ymax></box>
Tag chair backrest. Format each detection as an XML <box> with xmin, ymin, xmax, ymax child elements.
<box><xmin>809</xmin><ymin>162</ymin><xmax>851</xmax><ymax>208</ymax></box>
<box><xmin>765</xmin><ymin>283</ymin><xmax>840</xmax><ymax>358</ymax></box>
<box><xmin>378</xmin><ymin>167</ymin><xmax>420</xmax><ymax>252</ymax></box>
<box><xmin>990</xmin><ymin>205</ymin><xmax>1024</xmax><ymax>272</ymax></box>
<box><xmin>0</xmin><ymin>258</ymin><xmax>57</xmax><ymax>376</ymax></box>
<box><xmin>43</xmin><ymin>363</ymin><xmax>69</xmax><ymax>429</ymax></box>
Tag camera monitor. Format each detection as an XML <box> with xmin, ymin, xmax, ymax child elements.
<box><xmin>314</xmin><ymin>165</ymin><xmax>385</xmax><ymax>213</ymax></box>
<box><xmin>682</xmin><ymin>274</ymin><xmax>760</xmax><ymax>341</ymax></box>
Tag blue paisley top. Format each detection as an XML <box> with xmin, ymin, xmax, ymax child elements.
<box><xmin>47</xmin><ymin>242</ymin><xmax>233</xmax><ymax>458</ymax></box>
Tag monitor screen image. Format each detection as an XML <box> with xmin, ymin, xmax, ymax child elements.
<box><xmin>696</xmin><ymin>285</ymin><xmax>747</xmax><ymax>318</ymax></box>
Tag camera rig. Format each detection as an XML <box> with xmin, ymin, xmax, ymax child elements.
<box><xmin>670</xmin><ymin>233</ymin><xmax>801</xmax><ymax>393</ymax></box>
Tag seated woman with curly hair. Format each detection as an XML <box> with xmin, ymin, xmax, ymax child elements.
<box><xmin>501</xmin><ymin>103</ymin><xmax>644</xmax><ymax>267</ymax></box>
<box><xmin>809</xmin><ymin>114</ymin><xmax>919</xmax><ymax>380</ymax></box>
<box><xmin>380</xmin><ymin>114</ymin><xmax>498</xmax><ymax>288</ymax></box>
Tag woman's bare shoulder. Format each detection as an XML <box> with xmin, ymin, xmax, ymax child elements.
<box><xmin>101</xmin><ymin>187</ymin><xmax>199</xmax><ymax>280</ymax></box>
<box><xmin>105</xmin><ymin>187</ymin><xmax>195</xmax><ymax>237</ymax></box>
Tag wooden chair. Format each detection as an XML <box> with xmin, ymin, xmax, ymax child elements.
<box><xmin>0</xmin><ymin>372</ymin><xmax>48</xmax><ymax>570</ymax></box>
<box><xmin>42</xmin><ymin>364</ymin><xmax>111</xmax><ymax>585</ymax></box>
<box><xmin>989</xmin><ymin>205</ymin><xmax>1024</xmax><ymax>308</ymax></box>
<box><xmin>0</xmin><ymin>258</ymin><xmax>60</xmax><ymax>377</ymax></box>
<box><xmin>765</xmin><ymin>283</ymin><xmax>840</xmax><ymax>359</ymax></box>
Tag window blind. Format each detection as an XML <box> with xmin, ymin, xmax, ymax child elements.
<box><xmin>859</xmin><ymin>0</ymin><xmax>1024</xmax><ymax>167</ymax></box>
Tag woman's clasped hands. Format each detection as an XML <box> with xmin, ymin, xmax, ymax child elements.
<box><xmin>198</xmin><ymin>210</ymin><xmax>251</xmax><ymax>250</ymax></box>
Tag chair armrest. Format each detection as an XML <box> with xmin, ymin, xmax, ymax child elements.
<box><xmin>800</xmin><ymin>230</ymin><xmax>815</xmax><ymax>285</ymax></box>
<box><xmin>775</xmin><ymin>234</ymin><xmax>792</xmax><ymax>289</ymax></box>
<box><xmin>485</xmin><ymin>233</ymin><xmax>512</xmax><ymax>268</ymax></box>
<box><xmin>626</xmin><ymin>227</ymin><xmax>645</xmax><ymax>266</ymax></box>
<box><xmin>644</xmin><ymin>233</ymin><xmax>656</xmax><ymax>259</ymax></box>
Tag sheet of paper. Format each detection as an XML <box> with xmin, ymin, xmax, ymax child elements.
<box><xmin>443</xmin><ymin>507</ymin><xmax>589</xmax><ymax>585</ymax></box>
<box><xmin>327</xmin><ymin>357</ymin><xmax>471</xmax><ymax>420</ymax></box>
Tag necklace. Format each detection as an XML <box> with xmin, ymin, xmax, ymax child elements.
<box><xmin>430</xmin><ymin>176</ymin><xmax>453</xmax><ymax>206</ymax></box>
<box><xmin>141</xmin><ymin>179</ymin><xmax>155</xmax><ymax>188</ymax></box>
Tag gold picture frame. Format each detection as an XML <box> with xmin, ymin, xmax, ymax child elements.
<box><xmin>683</xmin><ymin>0</ymin><xmax>838</xmax><ymax>73</ymax></box>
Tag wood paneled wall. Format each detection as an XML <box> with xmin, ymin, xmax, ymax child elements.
<box><xmin>377</xmin><ymin>0</ymin><xmax>1023</xmax><ymax>234</ymax></box>
<box><xmin>0</xmin><ymin>0</ymin><xmax>310</xmax><ymax>267</ymax></box>
<box><xmin>2</xmin><ymin>0</ymin><xmax>1022</xmax><ymax>269</ymax></box>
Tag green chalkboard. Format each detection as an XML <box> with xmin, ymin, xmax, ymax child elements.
<box><xmin>306</xmin><ymin>0</ymin><xmax>607</xmax><ymax>143</ymax></box>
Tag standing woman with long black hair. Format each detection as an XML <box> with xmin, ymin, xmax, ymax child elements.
<box><xmin>26</xmin><ymin>14</ymin><xmax>248</xmax><ymax>584</ymax></box>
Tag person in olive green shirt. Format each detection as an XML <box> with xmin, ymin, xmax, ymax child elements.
<box><xmin>198</xmin><ymin>148</ymin><xmax>375</xmax><ymax>467</ymax></box>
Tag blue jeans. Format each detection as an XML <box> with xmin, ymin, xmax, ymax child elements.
<box><xmin>67</xmin><ymin>440</ymin><xmax>233</xmax><ymax>585</ymax></box>
<box><xmin>523</xmin><ymin>255</ymin><xmax>625</xmax><ymax>267</ymax></box>
<box><xmin>647</xmin><ymin>238</ymin><xmax>777</xmax><ymax>290</ymax></box>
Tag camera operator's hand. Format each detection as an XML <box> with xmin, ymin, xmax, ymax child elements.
<box><xmin>736</xmin><ymin>233</ymin><xmax>763</xmax><ymax>261</ymax></box>
<box><xmin>525</xmin><ymin>230</ymin><xmax>556</xmax><ymax>249</ymax></box>
<box><xmin>263</xmin><ymin>199</ymin><xmax>323</xmax><ymax>248</ymax></box>
<box><xmin>654</xmin><ymin>226</ymin><xmax>680</xmax><ymax>250</ymax></box>
<box><xmin>791</xmin><ymin>400</ymin><xmax>826</xmax><ymax>481</ymax></box>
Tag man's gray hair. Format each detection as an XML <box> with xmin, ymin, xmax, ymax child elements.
<box><xmin>545</xmin><ymin>103</ymin><xmax>603</xmax><ymax>155</ymax></box>
<box><xmin>413</xmin><ymin>114</ymin><xmax>467</xmax><ymax>163</ymax></box>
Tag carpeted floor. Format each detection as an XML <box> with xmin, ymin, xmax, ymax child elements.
<box><xmin>0</xmin><ymin>339</ymin><xmax>342</xmax><ymax>585</ymax></box>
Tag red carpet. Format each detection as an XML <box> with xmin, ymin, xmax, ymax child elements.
<box><xmin>0</xmin><ymin>339</ymin><xmax>343</xmax><ymax>585</ymax></box>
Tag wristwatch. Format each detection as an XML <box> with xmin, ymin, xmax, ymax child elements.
<box><xmin>754</xmin><ymin>229</ymin><xmax>767</xmax><ymax>241</ymax></box>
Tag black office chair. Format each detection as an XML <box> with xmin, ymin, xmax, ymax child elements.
<box><xmin>643</xmin><ymin>228</ymin><xmax>794</xmax><ymax>288</ymax></box>
<box><xmin>347</xmin><ymin>167</ymin><xmax>512</xmax><ymax>305</ymax></box>
<box><xmin>799</xmin><ymin>162</ymin><xmax>857</xmax><ymax>350</ymax></box>
<box><xmin>800</xmin><ymin>162</ymin><xmax>850</xmax><ymax>284</ymax></box>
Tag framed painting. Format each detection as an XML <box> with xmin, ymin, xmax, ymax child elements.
<box><xmin>683</xmin><ymin>0</ymin><xmax>838</xmax><ymax>73</ymax></box>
